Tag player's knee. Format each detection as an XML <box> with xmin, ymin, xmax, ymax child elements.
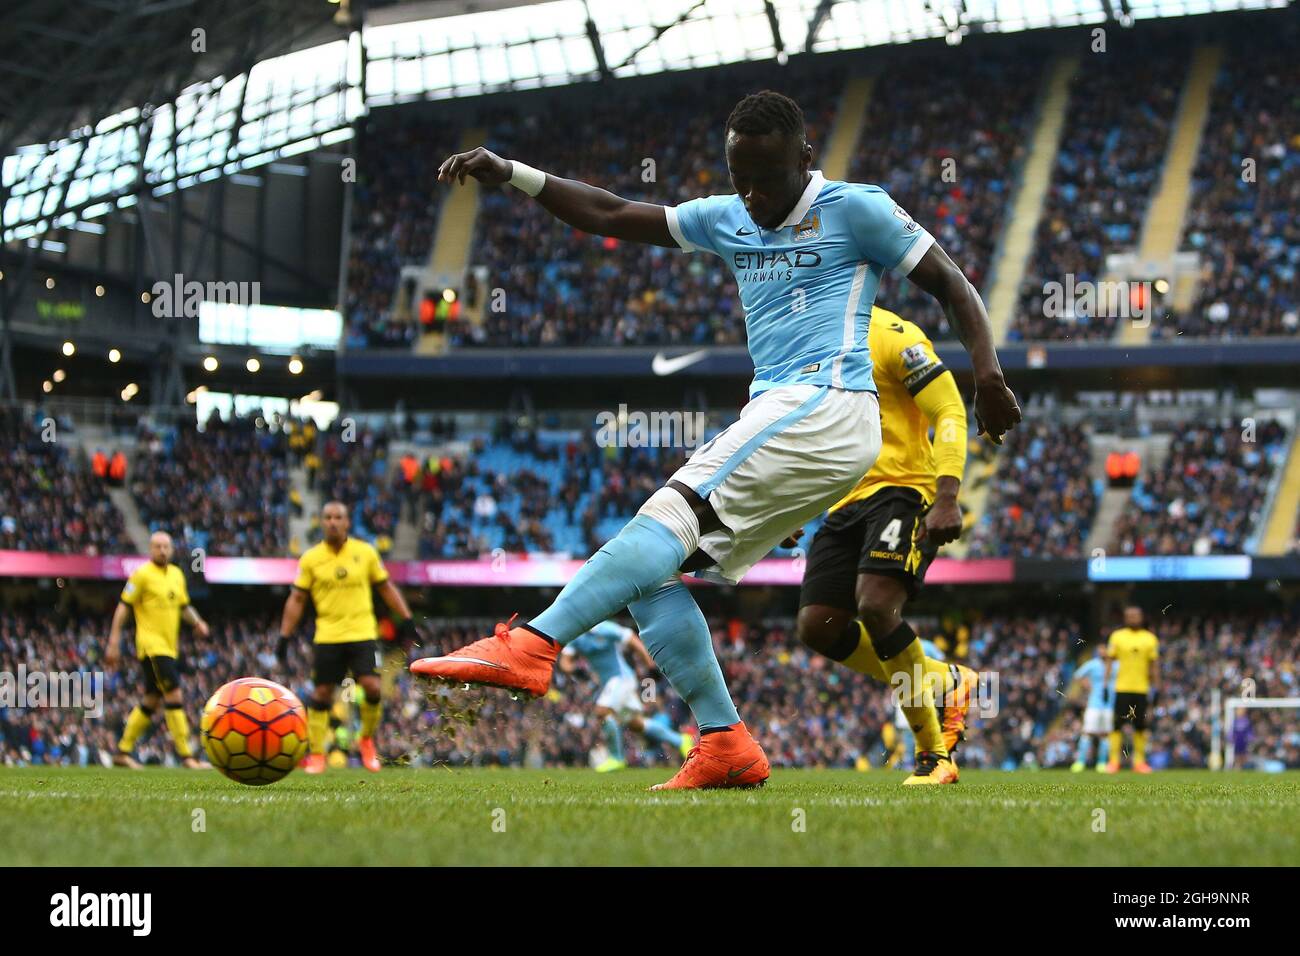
<box><xmin>856</xmin><ymin>579</ymin><xmax>905</xmax><ymax>641</ymax></box>
<box><xmin>796</xmin><ymin>605</ymin><xmax>845</xmax><ymax>656</ymax></box>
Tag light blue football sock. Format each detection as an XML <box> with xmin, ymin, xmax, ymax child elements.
<box><xmin>602</xmin><ymin>715</ymin><xmax>625</xmax><ymax>762</ymax></box>
<box><xmin>1097</xmin><ymin>735</ymin><xmax>1111</xmax><ymax>767</ymax></box>
<box><xmin>529</xmin><ymin>515</ymin><xmax>687</xmax><ymax>645</ymax></box>
<box><xmin>628</xmin><ymin>579</ymin><xmax>739</xmax><ymax>732</ymax></box>
<box><xmin>642</xmin><ymin>719</ymin><xmax>683</xmax><ymax>749</ymax></box>
<box><xmin>1075</xmin><ymin>735</ymin><xmax>1091</xmax><ymax>764</ymax></box>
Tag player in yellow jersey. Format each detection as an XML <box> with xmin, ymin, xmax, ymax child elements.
<box><xmin>276</xmin><ymin>501</ymin><xmax>419</xmax><ymax>774</ymax></box>
<box><xmin>1101</xmin><ymin>605</ymin><xmax>1160</xmax><ymax>774</ymax></box>
<box><xmin>794</xmin><ymin>306</ymin><xmax>978</xmax><ymax>785</ymax></box>
<box><xmin>105</xmin><ymin>531</ymin><xmax>210</xmax><ymax>769</ymax></box>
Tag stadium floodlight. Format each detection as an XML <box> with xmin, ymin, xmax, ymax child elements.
<box><xmin>1221</xmin><ymin>696</ymin><xmax>1300</xmax><ymax>769</ymax></box>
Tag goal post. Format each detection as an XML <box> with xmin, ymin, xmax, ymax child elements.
<box><xmin>1221</xmin><ymin>696</ymin><xmax>1300</xmax><ymax>770</ymax></box>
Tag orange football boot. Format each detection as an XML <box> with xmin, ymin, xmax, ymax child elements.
<box><xmin>903</xmin><ymin>751</ymin><xmax>959</xmax><ymax>785</ymax></box>
<box><xmin>650</xmin><ymin>722</ymin><xmax>770</xmax><ymax>791</ymax></box>
<box><xmin>302</xmin><ymin>753</ymin><xmax>327</xmax><ymax>775</ymax></box>
<box><xmin>1133</xmin><ymin>760</ymin><xmax>1153</xmax><ymax>774</ymax></box>
<box><xmin>358</xmin><ymin>736</ymin><xmax>381</xmax><ymax>773</ymax></box>
<box><xmin>409</xmin><ymin>616</ymin><xmax>558</xmax><ymax>697</ymax></box>
<box><xmin>940</xmin><ymin>664</ymin><xmax>978</xmax><ymax>756</ymax></box>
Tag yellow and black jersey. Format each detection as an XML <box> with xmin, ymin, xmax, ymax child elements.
<box><xmin>294</xmin><ymin>537</ymin><xmax>389</xmax><ymax>645</ymax></box>
<box><xmin>120</xmin><ymin>561</ymin><xmax>189</xmax><ymax>659</ymax></box>
<box><xmin>1107</xmin><ymin>627</ymin><xmax>1159</xmax><ymax>694</ymax></box>
<box><xmin>832</xmin><ymin>307</ymin><xmax>967</xmax><ymax>511</ymax></box>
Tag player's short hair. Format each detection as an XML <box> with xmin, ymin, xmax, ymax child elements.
<box><xmin>726</xmin><ymin>90</ymin><xmax>806</xmax><ymax>142</ymax></box>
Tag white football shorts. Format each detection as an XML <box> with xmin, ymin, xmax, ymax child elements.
<box><xmin>1082</xmin><ymin>705</ymin><xmax>1114</xmax><ymax>735</ymax></box>
<box><xmin>595</xmin><ymin>674</ymin><xmax>644</xmax><ymax>720</ymax></box>
<box><xmin>670</xmin><ymin>384</ymin><xmax>881</xmax><ymax>584</ymax></box>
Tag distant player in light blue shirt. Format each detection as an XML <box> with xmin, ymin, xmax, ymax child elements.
<box><xmin>1070</xmin><ymin>644</ymin><xmax>1116</xmax><ymax>771</ymax></box>
<box><xmin>422</xmin><ymin>90</ymin><xmax>1021</xmax><ymax>790</ymax></box>
<box><xmin>560</xmin><ymin>620</ymin><xmax>693</xmax><ymax>772</ymax></box>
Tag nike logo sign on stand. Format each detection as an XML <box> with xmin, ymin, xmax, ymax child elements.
<box><xmin>651</xmin><ymin>349</ymin><xmax>710</xmax><ymax>376</ymax></box>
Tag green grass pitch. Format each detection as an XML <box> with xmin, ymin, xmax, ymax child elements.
<box><xmin>2</xmin><ymin>766</ymin><xmax>1297</xmax><ymax>866</ymax></box>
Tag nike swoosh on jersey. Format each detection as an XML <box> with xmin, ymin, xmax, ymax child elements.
<box><xmin>651</xmin><ymin>349</ymin><xmax>710</xmax><ymax>376</ymax></box>
<box><xmin>736</xmin><ymin>227</ymin><xmax>756</xmax><ymax>236</ymax></box>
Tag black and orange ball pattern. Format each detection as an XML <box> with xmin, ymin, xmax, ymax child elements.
<box><xmin>201</xmin><ymin>677</ymin><xmax>309</xmax><ymax>786</ymax></box>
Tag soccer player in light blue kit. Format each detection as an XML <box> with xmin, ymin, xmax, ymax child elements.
<box><xmin>559</xmin><ymin>620</ymin><xmax>693</xmax><ymax>772</ymax></box>
<box><xmin>1070</xmin><ymin>643</ymin><xmax>1116</xmax><ymax>771</ymax></box>
<box><xmin>413</xmin><ymin>90</ymin><xmax>1022</xmax><ymax>789</ymax></box>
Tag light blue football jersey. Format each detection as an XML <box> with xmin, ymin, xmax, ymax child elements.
<box><xmin>565</xmin><ymin>620</ymin><xmax>634</xmax><ymax>684</ymax></box>
<box><xmin>1074</xmin><ymin>656</ymin><xmax>1116</xmax><ymax>710</ymax></box>
<box><xmin>666</xmin><ymin>171</ymin><xmax>935</xmax><ymax>398</ymax></box>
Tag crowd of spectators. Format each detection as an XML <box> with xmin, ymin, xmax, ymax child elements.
<box><xmin>342</xmin><ymin>122</ymin><xmax>458</xmax><ymax>350</ymax></box>
<box><xmin>0</xmin><ymin>408</ymin><xmax>128</xmax><ymax>555</ymax></box>
<box><xmin>850</xmin><ymin>51</ymin><xmax>1039</xmax><ymax>340</ymax></box>
<box><xmin>1011</xmin><ymin>47</ymin><xmax>1185</xmax><ymax>341</ymax></box>
<box><xmin>7</xmin><ymin>602</ymin><xmax>1293</xmax><ymax>772</ymax></box>
<box><xmin>966</xmin><ymin>421</ymin><xmax>1099</xmax><ymax>559</ymax></box>
<box><xmin>130</xmin><ymin>414</ymin><xmax>293</xmax><ymax>557</ymax></box>
<box><xmin>411</xmin><ymin>419</ymin><xmax>713</xmax><ymax>559</ymax></box>
<box><xmin>1159</xmin><ymin>31</ymin><xmax>1300</xmax><ymax>340</ymax></box>
<box><xmin>422</xmin><ymin>63</ymin><xmax>839</xmax><ymax>350</ymax></box>
<box><xmin>1110</xmin><ymin>418</ymin><xmax>1288</xmax><ymax>556</ymax></box>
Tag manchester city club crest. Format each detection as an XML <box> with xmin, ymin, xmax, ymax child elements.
<box><xmin>792</xmin><ymin>206</ymin><xmax>823</xmax><ymax>242</ymax></box>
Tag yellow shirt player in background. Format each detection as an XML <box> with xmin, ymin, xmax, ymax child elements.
<box><xmin>1101</xmin><ymin>605</ymin><xmax>1160</xmax><ymax>774</ymax></box>
<box><xmin>276</xmin><ymin>501</ymin><xmax>418</xmax><ymax>774</ymax></box>
<box><xmin>794</xmin><ymin>306</ymin><xmax>977</xmax><ymax>785</ymax></box>
<box><xmin>105</xmin><ymin>530</ymin><xmax>210</xmax><ymax>769</ymax></box>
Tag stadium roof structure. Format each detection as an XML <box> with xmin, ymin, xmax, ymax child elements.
<box><xmin>1</xmin><ymin>0</ymin><xmax>1292</xmax><ymax>243</ymax></box>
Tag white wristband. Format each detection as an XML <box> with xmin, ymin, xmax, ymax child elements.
<box><xmin>508</xmin><ymin>160</ymin><xmax>546</xmax><ymax>197</ymax></box>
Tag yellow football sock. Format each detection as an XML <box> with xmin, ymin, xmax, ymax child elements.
<box><xmin>308</xmin><ymin>706</ymin><xmax>331</xmax><ymax>755</ymax></box>
<box><xmin>359</xmin><ymin>697</ymin><xmax>382</xmax><ymax>738</ymax></box>
<box><xmin>1108</xmin><ymin>731</ymin><xmax>1123</xmax><ymax>764</ymax></box>
<box><xmin>841</xmin><ymin>621</ymin><xmax>956</xmax><ymax>697</ymax></box>
<box><xmin>1134</xmin><ymin>731</ymin><xmax>1147</xmax><ymax>763</ymax></box>
<box><xmin>118</xmin><ymin>705</ymin><xmax>153</xmax><ymax>753</ymax></box>
<box><xmin>163</xmin><ymin>705</ymin><xmax>194</xmax><ymax>758</ymax></box>
<box><xmin>869</xmin><ymin>622</ymin><xmax>947</xmax><ymax>758</ymax></box>
<box><xmin>841</xmin><ymin>621</ymin><xmax>888</xmax><ymax>681</ymax></box>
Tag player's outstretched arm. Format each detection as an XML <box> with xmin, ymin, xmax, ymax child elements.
<box><xmin>907</xmin><ymin>244</ymin><xmax>1021</xmax><ymax>443</ymax></box>
<box><xmin>437</xmin><ymin>146</ymin><xmax>677</xmax><ymax>248</ymax></box>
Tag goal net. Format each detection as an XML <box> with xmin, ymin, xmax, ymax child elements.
<box><xmin>1216</xmin><ymin>694</ymin><xmax>1300</xmax><ymax>770</ymax></box>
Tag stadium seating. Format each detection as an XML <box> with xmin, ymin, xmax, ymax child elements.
<box><xmin>1109</xmin><ymin>419</ymin><xmax>1289</xmax><ymax>556</ymax></box>
<box><xmin>1158</xmin><ymin>32</ymin><xmax>1300</xmax><ymax>340</ymax></box>
<box><xmin>130</xmin><ymin>417</ymin><xmax>292</xmax><ymax>557</ymax></box>
<box><xmin>0</xmin><ymin>409</ymin><xmax>129</xmax><ymax>555</ymax></box>
<box><xmin>849</xmin><ymin>52</ymin><xmax>1040</xmax><ymax>340</ymax></box>
<box><xmin>343</xmin><ymin>123</ymin><xmax>459</xmax><ymax>350</ymax></box>
<box><xmin>966</xmin><ymin>421</ymin><xmax>1100</xmax><ymax>558</ymax></box>
<box><xmin>1010</xmin><ymin>48</ymin><xmax>1186</xmax><ymax>341</ymax></box>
